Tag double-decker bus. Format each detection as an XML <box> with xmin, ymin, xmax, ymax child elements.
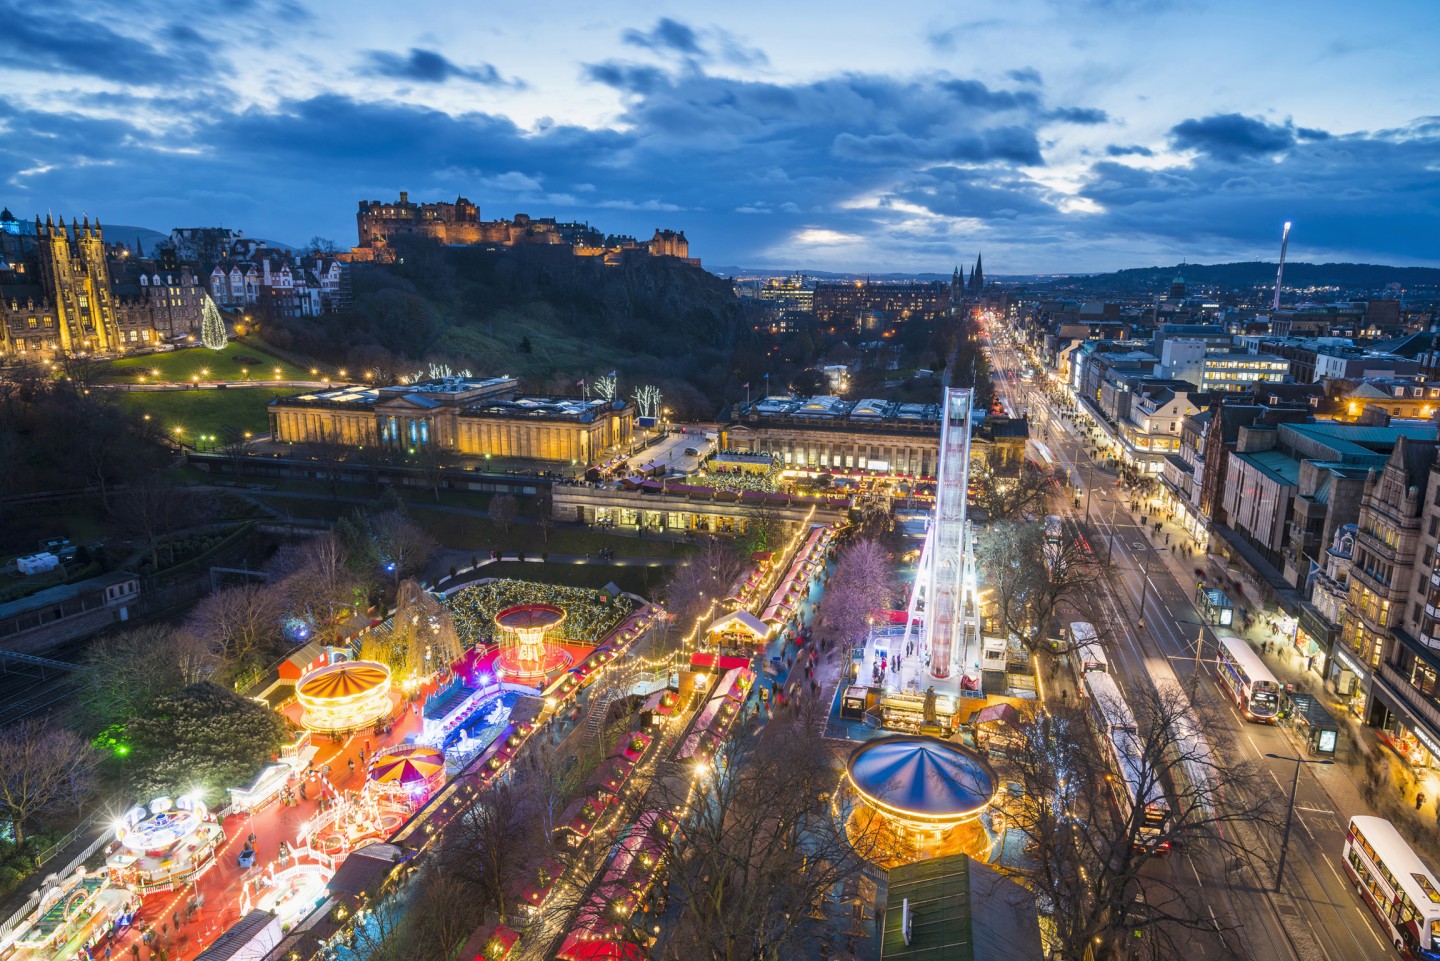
<box><xmin>1071</xmin><ymin>621</ymin><xmax>1108</xmax><ymax>674</ymax></box>
<box><xmin>1343</xmin><ymin>816</ymin><xmax>1440</xmax><ymax>959</ymax></box>
<box><xmin>1083</xmin><ymin>672</ymin><xmax>1171</xmax><ymax>853</ymax></box>
<box><xmin>1214</xmin><ymin>635</ymin><xmax>1281</xmax><ymax>721</ymax></box>
<box><xmin>1044</xmin><ymin>514</ymin><xmax>1064</xmax><ymax>545</ymax></box>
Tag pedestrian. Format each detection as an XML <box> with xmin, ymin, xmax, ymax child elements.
<box><xmin>130</xmin><ymin>944</ymin><xmax>140</xmax><ymax>961</ymax></box>
<box><xmin>347</xmin><ymin>758</ymin><xmax>356</xmax><ymax>774</ymax></box>
<box><xmin>1419</xmin><ymin>792</ymin><xmax>1427</xmax><ymax>811</ymax></box>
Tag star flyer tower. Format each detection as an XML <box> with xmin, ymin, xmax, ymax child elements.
<box><xmin>903</xmin><ymin>387</ymin><xmax>980</xmax><ymax>683</ymax></box>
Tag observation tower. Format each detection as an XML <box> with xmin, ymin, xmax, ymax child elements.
<box><xmin>902</xmin><ymin>387</ymin><xmax>980</xmax><ymax>683</ymax></box>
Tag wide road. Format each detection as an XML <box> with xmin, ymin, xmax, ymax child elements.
<box><xmin>982</xmin><ymin>325</ymin><xmax>1385</xmax><ymax>961</ymax></box>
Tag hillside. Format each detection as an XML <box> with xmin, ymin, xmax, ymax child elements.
<box><xmin>1055</xmin><ymin>261</ymin><xmax>1440</xmax><ymax>294</ymax></box>
<box><xmin>259</xmin><ymin>237</ymin><xmax>756</xmax><ymax>416</ymax></box>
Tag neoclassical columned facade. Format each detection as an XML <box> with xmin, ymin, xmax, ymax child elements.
<box><xmin>269</xmin><ymin>377</ymin><xmax>633</xmax><ymax>465</ymax></box>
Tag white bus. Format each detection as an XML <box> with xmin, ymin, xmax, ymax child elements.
<box><xmin>1071</xmin><ymin>621</ymin><xmax>1108</xmax><ymax>674</ymax></box>
<box><xmin>1343</xmin><ymin>816</ymin><xmax>1440</xmax><ymax>959</ymax></box>
<box><xmin>1083</xmin><ymin>672</ymin><xmax>1171</xmax><ymax>853</ymax></box>
<box><xmin>1214</xmin><ymin>636</ymin><xmax>1281</xmax><ymax>721</ymax></box>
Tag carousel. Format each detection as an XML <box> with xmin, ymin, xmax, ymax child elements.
<box><xmin>843</xmin><ymin>734</ymin><xmax>997</xmax><ymax>868</ymax></box>
<box><xmin>493</xmin><ymin>604</ymin><xmax>573</xmax><ymax>680</ymax></box>
<box><xmin>367</xmin><ymin>745</ymin><xmax>447</xmax><ymax>801</ymax></box>
<box><xmin>247</xmin><ymin>863</ymin><xmax>334</xmax><ymax>928</ymax></box>
<box><xmin>295</xmin><ymin>660</ymin><xmax>395</xmax><ymax>733</ymax></box>
<box><xmin>3</xmin><ymin>868</ymin><xmax>136</xmax><ymax>961</ymax></box>
<box><xmin>105</xmin><ymin>796</ymin><xmax>225</xmax><ymax>894</ymax></box>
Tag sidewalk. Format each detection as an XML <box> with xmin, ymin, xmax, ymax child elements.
<box><xmin>1136</xmin><ymin>488</ymin><xmax>1440</xmax><ymax>859</ymax></box>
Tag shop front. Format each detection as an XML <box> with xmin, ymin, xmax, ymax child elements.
<box><xmin>1370</xmin><ymin>680</ymin><xmax>1440</xmax><ymax>772</ymax></box>
<box><xmin>1295</xmin><ymin>606</ymin><xmax>1334</xmax><ymax>679</ymax></box>
<box><xmin>1328</xmin><ymin>645</ymin><xmax>1369</xmax><ymax>719</ymax></box>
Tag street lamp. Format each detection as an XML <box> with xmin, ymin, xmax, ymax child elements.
<box><xmin>1267</xmin><ymin>752</ymin><xmax>1333</xmax><ymax>893</ymax></box>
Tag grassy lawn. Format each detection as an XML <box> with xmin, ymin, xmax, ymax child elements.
<box><xmin>102</xmin><ymin>345</ymin><xmax>315</xmax><ymax>384</ymax></box>
<box><xmin>118</xmin><ymin>387</ymin><xmax>305</xmax><ymax>440</ymax></box>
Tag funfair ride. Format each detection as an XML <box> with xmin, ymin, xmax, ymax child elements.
<box><xmin>902</xmin><ymin>388</ymin><xmax>980</xmax><ymax>683</ymax></box>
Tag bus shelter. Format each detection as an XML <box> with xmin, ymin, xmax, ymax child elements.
<box><xmin>1194</xmin><ymin>586</ymin><xmax>1235</xmax><ymax>627</ymax></box>
<box><xmin>1288</xmin><ymin>692</ymin><xmax>1340</xmax><ymax>757</ymax></box>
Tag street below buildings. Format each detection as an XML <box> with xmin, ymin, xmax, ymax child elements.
<box><xmin>984</xmin><ymin>326</ymin><xmax>1388</xmax><ymax>961</ymax></box>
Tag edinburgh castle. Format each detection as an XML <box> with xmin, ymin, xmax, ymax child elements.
<box><xmin>351</xmin><ymin>192</ymin><xmax>695</xmax><ymax>266</ymax></box>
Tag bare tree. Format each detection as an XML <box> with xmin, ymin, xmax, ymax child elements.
<box><xmin>813</xmin><ymin>538</ymin><xmax>894</xmax><ymax>648</ymax></box>
<box><xmin>186</xmin><ymin>583</ymin><xmax>283</xmax><ymax>680</ymax></box>
<box><xmin>0</xmin><ymin>719</ymin><xmax>100</xmax><ymax>846</ymax></box>
<box><xmin>972</xmin><ymin>451</ymin><xmax>1055</xmax><ymax>522</ymax></box>
<box><xmin>489</xmin><ymin>493</ymin><xmax>519</xmax><ymax>534</ymax></box>
<box><xmin>365</xmin><ymin>508</ymin><xmax>438</xmax><ymax>579</ymax></box>
<box><xmin>437</xmin><ymin>777</ymin><xmax>543</xmax><ymax>926</ymax></box>
<box><xmin>976</xmin><ymin>519</ymin><xmax>1095</xmax><ymax>655</ymax></box>
<box><xmin>112</xmin><ymin>472</ymin><xmax>197</xmax><ymax>569</ymax></box>
<box><xmin>1007</xmin><ymin>682</ymin><xmax>1273</xmax><ymax>960</ymax></box>
<box><xmin>274</xmin><ymin>534</ymin><xmax>355</xmax><ymax>644</ymax></box>
<box><xmin>83</xmin><ymin>624</ymin><xmax>217</xmax><ymax>727</ymax></box>
<box><xmin>653</xmin><ymin>705</ymin><xmax>892</xmax><ymax>961</ymax></box>
<box><xmin>593</xmin><ymin>374</ymin><xmax>617</xmax><ymax>402</ymax></box>
<box><xmin>661</xmin><ymin>536</ymin><xmax>747</xmax><ymax>627</ymax></box>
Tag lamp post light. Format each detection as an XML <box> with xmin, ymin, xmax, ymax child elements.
<box><xmin>1267</xmin><ymin>752</ymin><xmax>1333</xmax><ymax>893</ymax></box>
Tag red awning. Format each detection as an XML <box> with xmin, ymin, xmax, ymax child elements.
<box><xmin>870</xmin><ymin>609</ymin><xmax>909</xmax><ymax>625</ymax></box>
<box><xmin>690</xmin><ymin>652</ymin><xmax>751</xmax><ymax>670</ymax></box>
<box><xmin>971</xmin><ymin>703</ymin><xmax>1022</xmax><ymax>727</ymax></box>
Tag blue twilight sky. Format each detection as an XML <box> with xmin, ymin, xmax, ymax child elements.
<box><xmin>1</xmin><ymin>0</ymin><xmax>1437</xmax><ymax>273</ymax></box>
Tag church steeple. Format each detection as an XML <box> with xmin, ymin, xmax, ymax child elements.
<box><xmin>968</xmin><ymin>252</ymin><xmax>984</xmax><ymax>293</ymax></box>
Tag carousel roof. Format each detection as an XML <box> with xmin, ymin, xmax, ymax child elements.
<box><xmin>369</xmin><ymin>746</ymin><xmax>446</xmax><ymax>786</ymax></box>
<box><xmin>494</xmin><ymin>603</ymin><xmax>567</xmax><ymax>630</ymax></box>
<box><xmin>707</xmin><ymin>610</ymin><xmax>769</xmax><ymax>638</ymax></box>
<box><xmin>846</xmin><ymin>735</ymin><xmax>996</xmax><ymax>819</ymax></box>
<box><xmin>297</xmin><ymin>661</ymin><xmax>390</xmax><ymax>700</ymax></box>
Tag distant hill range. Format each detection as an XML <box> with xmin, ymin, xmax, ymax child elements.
<box><xmin>1055</xmin><ymin>261</ymin><xmax>1440</xmax><ymax>292</ymax></box>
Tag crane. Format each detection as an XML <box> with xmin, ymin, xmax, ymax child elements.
<box><xmin>1272</xmin><ymin>220</ymin><xmax>1292</xmax><ymax>311</ymax></box>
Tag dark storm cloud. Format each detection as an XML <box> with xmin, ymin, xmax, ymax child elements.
<box><xmin>622</xmin><ymin>18</ymin><xmax>704</xmax><ymax>57</ymax></box>
<box><xmin>0</xmin><ymin>0</ymin><xmax>219</xmax><ymax>84</ymax></box>
<box><xmin>1079</xmin><ymin>124</ymin><xmax>1440</xmax><ymax>260</ymax></box>
<box><xmin>361</xmin><ymin>49</ymin><xmax>521</xmax><ymax>86</ymax></box>
<box><xmin>1046</xmin><ymin>106</ymin><xmax>1110</xmax><ymax>125</ymax></box>
<box><xmin>1168</xmin><ymin>113</ymin><xmax>1303</xmax><ymax>160</ymax></box>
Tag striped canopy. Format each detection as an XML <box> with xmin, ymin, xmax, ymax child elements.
<box><xmin>369</xmin><ymin>746</ymin><xmax>446</xmax><ymax>786</ymax></box>
<box><xmin>297</xmin><ymin>661</ymin><xmax>389</xmax><ymax>700</ymax></box>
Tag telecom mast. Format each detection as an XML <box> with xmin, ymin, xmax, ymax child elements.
<box><xmin>1272</xmin><ymin>221</ymin><xmax>1292</xmax><ymax>311</ymax></box>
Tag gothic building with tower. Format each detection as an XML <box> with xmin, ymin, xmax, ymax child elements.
<box><xmin>951</xmin><ymin>253</ymin><xmax>985</xmax><ymax>304</ymax></box>
<box><xmin>0</xmin><ymin>209</ymin><xmax>206</xmax><ymax>358</ymax></box>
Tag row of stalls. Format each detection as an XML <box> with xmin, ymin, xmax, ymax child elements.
<box><xmin>521</xmin><ymin>730</ymin><xmax>659</xmax><ymax>928</ymax></box>
<box><xmin>555</xmin><ymin>811</ymin><xmax>678</xmax><ymax>960</ymax></box>
<box><xmin>759</xmin><ymin>526</ymin><xmax>833</xmax><ymax>627</ymax></box>
<box><xmin>677</xmin><ymin>667</ymin><xmax>756</xmax><ymax>763</ymax></box>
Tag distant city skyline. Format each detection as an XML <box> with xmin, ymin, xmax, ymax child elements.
<box><xmin>1</xmin><ymin>0</ymin><xmax>1436</xmax><ymax>272</ymax></box>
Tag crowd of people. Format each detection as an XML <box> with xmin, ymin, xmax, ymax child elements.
<box><xmin>447</xmin><ymin>579</ymin><xmax>639</xmax><ymax>644</ymax></box>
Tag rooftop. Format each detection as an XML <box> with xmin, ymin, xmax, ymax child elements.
<box><xmin>880</xmin><ymin>854</ymin><xmax>1043</xmax><ymax>961</ymax></box>
<box><xmin>742</xmin><ymin>395</ymin><xmax>941</xmax><ymax>423</ymax></box>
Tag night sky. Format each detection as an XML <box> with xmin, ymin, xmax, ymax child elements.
<box><xmin>2</xmin><ymin>0</ymin><xmax>1436</xmax><ymax>272</ymax></box>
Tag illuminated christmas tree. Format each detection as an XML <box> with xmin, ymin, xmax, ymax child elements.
<box><xmin>201</xmin><ymin>296</ymin><xmax>228</xmax><ymax>350</ymax></box>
